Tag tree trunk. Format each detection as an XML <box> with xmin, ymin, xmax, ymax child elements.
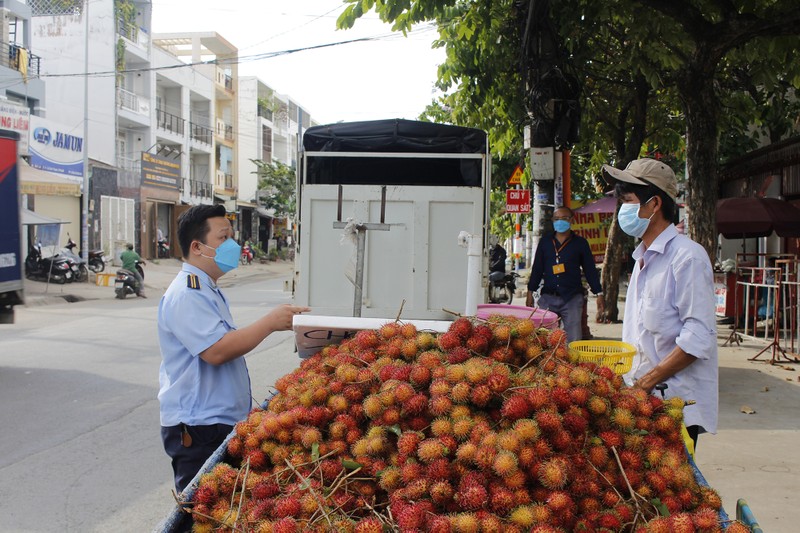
<box><xmin>599</xmin><ymin>74</ymin><xmax>650</xmax><ymax>323</ymax></box>
<box><xmin>679</xmin><ymin>66</ymin><xmax>719</xmax><ymax>261</ymax></box>
<box><xmin>599</xmin><ymin>208</ymin><xmax>624</xmax><ymax>322</ymax></box>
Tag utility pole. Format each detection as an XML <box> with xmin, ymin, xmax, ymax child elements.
<box><xmin>81</xmin><ymin>0</ymin><xmax>90</xmax><ymax>263</ymax></box>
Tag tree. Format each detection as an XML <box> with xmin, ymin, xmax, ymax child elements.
<box><xmin>253</xmin><ymin>160</ymin><xmax>296</xmax><ymax>217</ymax></box>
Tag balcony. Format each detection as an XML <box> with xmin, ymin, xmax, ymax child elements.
<box><xmin>257</xmin><ymin>104</ymin><xmax>273</xmax><ymax>121</ymax></box>
<box><xmin>215</xmin><ymin>119</ymin><xmax>234</xmax><ymax>143</ymax></box>
<box><xmin>1</xmin><ymin>42</ymin><xmax>42</xmax><ymax>78</ymax></box>
<box><xmin>117</xmin><ymin>87</ymin><xmax>150</xmax><ymax>116</ymax></box>
<box><xmin>181</xmin><ymin>178</ymin><xmax>213</xmax><ymax>199</ymax></box>
<box><xmin>117</xmin><ymin>156</ymin><xmax>141</xmax><ymax>172</ymax></box>
<box><xmin>215</xmin><ymin>169</ymin><xmax>234</xmax><ymax>190</ymax></box>
<box><xmin>156</xmin><ymin>108</ymin><xmax>185</xmax><ymax>136</ymax></box>
<box><xmin>117</xmin><ymin>21</ymin><xmax>149</xmax><ymax>49</ymax></box>
<box><xmin>189</xmin><ymin>122</ymin><xmax>212</xmax><ymax>145</ymax></box>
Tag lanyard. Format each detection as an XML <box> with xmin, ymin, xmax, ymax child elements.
<box><xmin>553</xmin><ymin>237</ymin><xmax>571</xmax><ymax>263</ymax></box>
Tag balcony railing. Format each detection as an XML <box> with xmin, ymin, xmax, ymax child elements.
<box><xmin>224</xmin><ymin>74</ymin><xmax>233</xmax><ymax>91</ymax></box>
<box><xmin>1</xmin><ymin>42</ymin><xmax>42</xmax><ymax>78</ymax></box>
<box><xmin>181</xmin><ymin>178</ymin><xmax>213</xmax><ymax>199</ymax></box>
<box><xmin>117</xmin><ymin>87</ymin><xmax>150</xmax><ymax>116</ymax></box>
<box><xmin>225</xmin><ymin>125</ymin><xmax>234</xmax><ymax>141</ymax></box>
<box><xmin>215</xmin><ymin>119</ymin><xmax>234</xmax><ymax>142</ymax></box>
<box><xmin>257</xmin><ymin>104</ymin><xmax>273</xmax><ymax>121</ymax></box>
<box><xmin>117</xmin><ymin>156</ymin><xmax>141</xmax><ymax>172</ymax></box>
<box><xmin>215</xmin><ymin>169</ymin><xmax>234</xmax><ymax>189</ymax></box>
<box><xmin>189</xmin><ymin>122</ymin><xmax>212</xmax><ymax>144</ymax></box>
<box><xmin>156</xmin><ymin>108</ymin><xmax>185</xmax><ymax>136</ymax></box>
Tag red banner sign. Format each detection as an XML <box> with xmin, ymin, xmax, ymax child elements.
<box><xmin>506</xmin><ymin>189</ymin><xmax>531</xmax><ymax>213</ymax></box>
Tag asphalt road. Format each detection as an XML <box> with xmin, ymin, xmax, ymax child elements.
<box><xmin>0</xmin><ymin>275</ymin><xmax>302</xmax><ymax>533</ymax></box>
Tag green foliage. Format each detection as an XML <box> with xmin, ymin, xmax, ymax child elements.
<box><xmin>115</xmin><ymin>38</ymin><xmax>126</xmax><ymax>86</ymax></box>
<box><xmin>253</xmin><ymin>160</ymin><xmax>296</xmax><ymax>217</ymax></box>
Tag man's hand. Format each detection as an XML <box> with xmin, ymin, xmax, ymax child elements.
<box><xmin>525</xmin><ymin>292</ymin><xmax>534</xmax><ymax>307</ymax></box>
<box><xmin>595</xmin><ymin>294</ymin><xmax>605</xmax><ymax>323</ymax></box>
<box><xmin>267</xmin><ymin>304</ymin><xmax>311</xmax><ymax>332</ymax></box>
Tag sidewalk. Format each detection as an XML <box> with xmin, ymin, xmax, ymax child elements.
<box><xmin>21</xmin><ymin>258</ymin><xmax>295</xmax><ymax>307</ymax></box>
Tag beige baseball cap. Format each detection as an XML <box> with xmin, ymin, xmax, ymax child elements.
<box><xmin>601</xmin><ymin>158</ymin><xmax>677</xmax><ymax>200</ymax></box>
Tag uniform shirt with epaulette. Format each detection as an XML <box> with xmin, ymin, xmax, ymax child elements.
<box><xmin>157</xmin><ymin>263</ymin><xmax>251</xmax><ymax>427</ymax></box>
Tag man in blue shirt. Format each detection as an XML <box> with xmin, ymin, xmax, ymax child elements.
<box><xmin>158</xmin><ymin>204</ymin><xmax>309</xmax><ymax>492</ymax></box>
<box><xmin>526</xmin><ymin>206</ymin><xmax>605</xmax><ymax>342</ymax></box>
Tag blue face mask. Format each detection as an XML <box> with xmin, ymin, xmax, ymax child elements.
<box><xmin>618</xmin><ymin>197</ymin><xmax>656</xmax><ymax>238</ymax></box>
<box><xmin>553</xmin><ymin>220</ymin><xmax>571</xmax><ymax>233</ymax></box>
<box><xmin>200</xmin><ymin>239</ymin><xmax>241</xmax><ymax>273</ymax></box>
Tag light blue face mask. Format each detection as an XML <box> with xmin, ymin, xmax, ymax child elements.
<box><xmin>618</xmin><ymin>197</ymin><xmax>656</xmax><ymax>238</ymax></box>
<box><xmin>201</xmin><ymin>239</ymin><xmax>241</xmax><ymax>273</ymax></box>
<box><xmin>553</xmin><ymin>220</ymin><xmax>571</xmax><ymax>233</ymax></box>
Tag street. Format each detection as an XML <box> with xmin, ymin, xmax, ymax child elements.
<box><xmin>0</xmin><ymin>273</ymin><xmax>301</xmax><ymax>532</ymax></box>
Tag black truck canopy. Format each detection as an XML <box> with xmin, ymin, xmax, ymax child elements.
<box><xmin>301</xmin><ymin>119</ymin><xmax>487</xmax><ymax>187</ymax></box>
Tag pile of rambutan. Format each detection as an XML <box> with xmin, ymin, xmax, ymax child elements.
<box><xmin>184</xmin><ymin>315</ymin><xmax>748</xmax><ymax>532</ymax></box>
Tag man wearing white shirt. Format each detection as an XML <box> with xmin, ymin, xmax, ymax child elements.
<box><xmin>602</xmin><ymin>158</ymin><xmax>718</xmax><ymax>448</ymax></box>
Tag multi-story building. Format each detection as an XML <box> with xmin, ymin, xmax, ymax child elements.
<box><xmin>153</xmin><ymin>32</ymin><xmax>239</xmax><ymax>227</ymax></box>
<box><xmin>0</xmin><ymin>1</ymin><xmax>45</xmax><ymax>113</ymax></box>
<box><xmin>31</xmin><ymin>2</ymin><xmax>223</xmax><ymax>259</ymax></box>
<box><xmin>238</xmin><ymin>76</ymin><xmax>316</xmax><ymax>250</ymax></box>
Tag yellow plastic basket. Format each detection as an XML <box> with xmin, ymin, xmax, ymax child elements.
<box><xmin>568</xmin><ymin>340</ymin><xmax>636</xmax><ymax>375</ymax></box>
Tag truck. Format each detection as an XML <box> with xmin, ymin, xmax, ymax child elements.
<box><xmin>291</xmin><ymin>119</ymin><xmax>491</xmax><ymax>353</ymax></box>
<box><xmin>0</xmin><ymin>130</ymin><xmax>23</xmax><ymax>323</ymax></box>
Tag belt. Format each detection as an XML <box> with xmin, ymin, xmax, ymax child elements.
<box><xmin>541</xmin><ymin>289</ymin><xmax>562</xmax><ymax>296</ymax></box>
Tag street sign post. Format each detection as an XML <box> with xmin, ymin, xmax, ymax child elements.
<box><xmin>506</xmin><ymin>189</ymin><xmax>531</xmax><ymax>213</ymax></box>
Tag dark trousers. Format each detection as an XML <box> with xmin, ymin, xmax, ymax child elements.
<box><xmin>161</xmin><ymin>423</ymin><xmax>233</xmax><ymax>493</ymax></box>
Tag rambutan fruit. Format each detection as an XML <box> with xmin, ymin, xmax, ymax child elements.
<box><xmin>537</xmin><ymin>457</ymin><xmax>570</xmax><ymax>489</ymax></box>
<box><xmin>452</xmin><ymin>417</ymin><xmax>475</xmax><ymax>441</ymax></box>
<box><xmin>698</xmin><ymin>486</ymin><xmax>723</xmax><ymax>510</ymax></box>
<box><xmin>726</xmin><ymin>521</ymin><xmax>753</xmax><ymax>533</ymax></box>
<box><xmin>692</xmin><ymin>507</ymin><xmax>720</xmax><ymax>531</ymax></box>
<box><xmin>470</xmin><ymin>385</ymin><xmax>492</xmax><ymax>407</ymax></box>
<box><xmin>619</xmin><ymin>449</ymin><xmax>643</xmax><ymax>471</ymax></box>
<box><xmin>535</xmin><ymin>409</ymin><xmax>563</xmax><ymax>433</ymax></box>
<box><xmin>492</xmin><ymin>324</ymin><xmax>512</xmax><ymax>343</ymax></box>
<box><xmin>504</xmin><ymin>469</ymin><xmax>528</xmax><ymax>490</ymax></box>
<box><xmin>670</xmin><ymin>512</ymin><xmax>696</xmax><ymax>533</ymax></box>
<box><xmin>492</xmin><ymin>450</ymin><xmax>519</xmax><ymax>477</ymax></box>
<box><xmin>273</xmin><ymin>495</ymin><xmax>302</xmax><ymax>518</ymax></box>
<box><xmin>417</xmin><ymin>349</ymin><xmax>443</xmax><ymax>369</ymax></box>
<box><xmin>429</xmin><ymin>395</ymin><xmax>454</xmax><ymax>417</ymax></box>
<box><xmin>645</xmin><ymin>517</ymin><xmax>673</xmax><ymax>533</ymax></box>
<box><xmin>430</xmin><ymin>378</ymin><xmax>451</xmax><ymax>396</ymax></box>
<box><xmin>489</xmin><ymin>346</ymin><xmax>515</xmax><ymax>363</ymax></box>
<box><xmin>401</xmin><ymin>393</ymin><xmax>428</xmax><ymax>417</ymax></box>
<box><xmin>496</xmin><ymin>431</ymin><xmax>522</xmax><ymax>452</ymax></box>
<box><xmin>598</xmin><ymin>429</ymin><xmax>624</xmax><ymax>448</ymax></box>
<box><xmin>489</xmin><ymin>485</ymin><xmax>516</xmax><ymax>514</ymax></box>
<box><xmin>465</xmin><ymin>335</ymin><xmax>489</xmax><ymax>354</ymax></box>
<box><xmin>511</xmin><ymin>418</ymin><xmax>540</xmax><ymax>442</ymax></box>
<box><xmin>611</xmin><ymin>407</ymin><xmax>637</xmax><ymax>431</ymax></box>
<box><xmin>653</xmin><ymin>413</ymin><xmax>678</xmax><ymax>434</ymax></box>
<box><xmin>439</xmin><ymin>331</ymin><xmax>463</xmax><ymax>351</ymax></box>
<box><xmin>379</xmin><ymin>322</ymin><xmax>401</xmax><ymax>339</ymax></box>
<box><xmin>547</xmin><ymin>329</ymin><xmax>567</xmax><ymax>348</ymax></box>
<box><xmin>430</xmin><ymin>479</ymin><xmax>455</xmax><ymax>504</ymax></box>
<box><xmin>501</xmin><ymin>395</ymin><xmax>532</xmax><ymax>421</ymax></box>
<box><xmin>455</xmin><ymin>483</ymin><xmax>488</xmax><ymax>511</ymax></box>
<box><xmin>381</xmin><ymin>407</ymin><xmax>401</xmax><ymax>425</ymax></box>
<box><xmin>400</xmin><ymin>460</ymin><xmax>425</xmax><ymax>484</ymax></box>
<box><xmin>450</xmin><ymin>381</ymin><xmax>472</xmax><ymax>404</ymax></box>
<box><xmin>354</xmin><ymin>516</ymin><xmax>383</xmax><ymax>533</ymax></box>
<box><xmin>455</xmin><ymin>441</ymin><xmax>478</xmax><ymax>463</ymax></box>
<box><xmin>409</xmin><ymin>364</ymin><xmax>432</xmax><ymax>387</ymax></box>
<box><xmin>546</xmin><ymin>490</ymin><xmax>575</xmax><ymax>514</ymax></box>
<box><xmin>417</xmin><ymin>438</ymin><xmax>448</xmax><ymax>463</ymax></box>
<box><xmin>508</xmin><ymin>505</ymin><xmax>536</xmax><ymax>528</ymax></box>
<box><xmin>396</xmin><ymin>502</ymin><xmax>426</xmax><ymax>529</ymax></box>
<box><xmin>562</xmin><ymin>412</ymin><xmax>589</xmax><ymax>435</ymax></box>
<box><xmin>447</xmin><ymin>346</ymin><xmax>472</xmax><ymax>364</ymax></box>
<box><xmin>450</xmin><ymin>512</ymin><xmax>480</xmax><ymax>533</ymax></box>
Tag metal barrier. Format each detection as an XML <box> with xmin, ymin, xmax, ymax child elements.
<box><xmin>724</xmin><ymin>253</ymin><xmax>800</xmax><ymax>364</ymax></box>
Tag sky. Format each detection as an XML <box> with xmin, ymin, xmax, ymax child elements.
<box><xmin>151</xmin><ymin>0</ymin><xmax>447</xmax><ymax>125</ymax></box>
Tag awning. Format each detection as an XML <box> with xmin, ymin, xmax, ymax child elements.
<box><xmin>237</xmin><ymin>200</ymin><xmax>258</xmax><ymax>209</ymax></box>
<box><xmin>19</xmin><ymin>160</ymin><xmax>82</xmax><ymax>197</ymax></box>
<box><xmin>21</xmin><ymin>208</ymin><xmax>68</xmax><ymax>225</ymax></box>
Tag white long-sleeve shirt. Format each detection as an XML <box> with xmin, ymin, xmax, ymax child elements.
<box><xmin>623</xmin><ymin>224</ymin><xmax>718</xmax><ymax>433</ymax></box>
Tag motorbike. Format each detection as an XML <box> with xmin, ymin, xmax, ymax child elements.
<box><xmin>65</xmin><ymin>235</ymin><xmax>106</xmax><ymax>273</ymax></box>
<box><xmin>114</xmin><ymin>260</ymin><xmax>145</xmax><ymax>299</ymax></box>
<box><xmin>59</xmin><ymin>241</ymin><xmax>89</xmax><ymax>282</ymax></box>
<box><xmin>241</xmin><ymin>243</ymin><xmax>254</xmax><ymax>265</ymax></box>
<box><xmin>25</xmin><ymin>243</ymin><xmax>73</xmax><ymax>284</ymax></box>
<box><xmin>488</xmin><ymin>271</ymin><xmax>520</xmax><ymax>304</ymax></box>
<box><xmin>157</xmin><ymin>239</ymin><xmax>170</xmax><ymax>259</ymax></box>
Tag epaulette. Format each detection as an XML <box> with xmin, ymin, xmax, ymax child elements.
<box><xmin>186</xmin><ymin>273</ymin><xmax>201</xmax><ymax>290</ymax></box>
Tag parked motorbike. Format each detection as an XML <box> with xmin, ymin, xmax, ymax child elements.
<box><xmin>488</xmin><ymin>271</ymin><xmax>520</xmax><ymax>304</ymax></box>
<box><xmin>65</xmin><ymin>235</ymin><xmax>106</xmax><ymax>273</ymax></box>
<box><xmin>59</xmin><ymin>241</ymin><xmax>89</xmax><ymax>282</ymax></box>
<box><xmin>25</xmin><ymin>244</ymin><xmax>73</xmax><ymax>284</ymax></box>
<box><xmin>157</xmin><ymin>239</ymin><xmax>170</xmax><ymax>259</ymax></box>
<box><xmin>114</xmin><ymin>260</ymin><xmax>145</xmax><ymax>299</ymax></box>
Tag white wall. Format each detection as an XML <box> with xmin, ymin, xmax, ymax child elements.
<box><xmin>237</xmin><ymin>77</ymin><xmax>259</xmax><ymax>203</ymax></box>
<box><xmin>32</xmin><ymin>2</ymin><xmax>117</xmax><ymax>165</ymax></box>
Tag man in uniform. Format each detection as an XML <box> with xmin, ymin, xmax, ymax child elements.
<box><xmin>602</xmin><ymin>158</ymin><xmax>718</xmax><ymax>448</ymax></box>
<box><xmin>526</xmin><ymin>206</ymin><xmax>605</xmax><ymax>342</ymax></box>
<box><xmin>157</xmin><ymin>204</ymin><xmax>309</xmax><ymax>492</ymax></box>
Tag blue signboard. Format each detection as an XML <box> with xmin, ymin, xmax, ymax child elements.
<box><xmin>28</xmin><ymin>115</ymin><xmax>84</xmax><ymax>178</ymax></box>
